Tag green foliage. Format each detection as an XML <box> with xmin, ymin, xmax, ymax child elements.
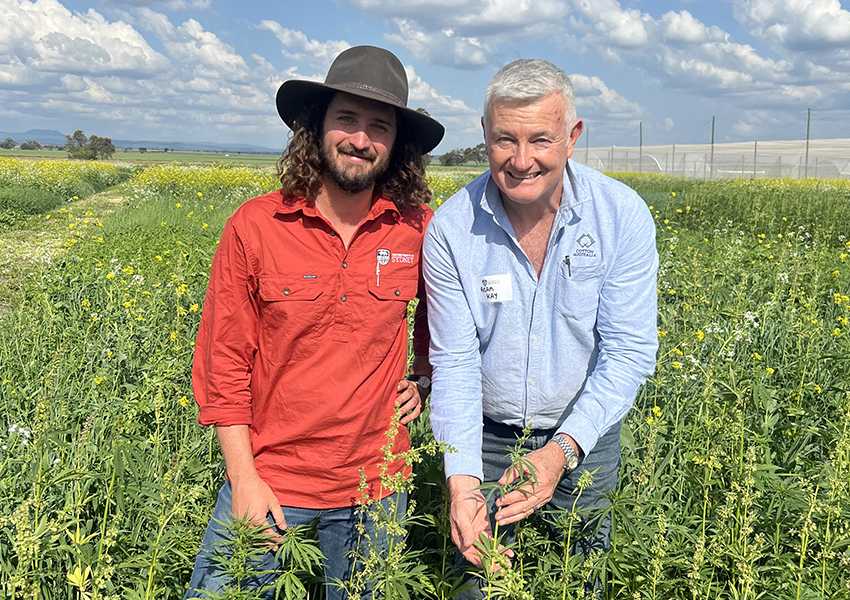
<box><xmin>0</xmin><ymin>167</ymin><xmax>849</xmax><ymax>598</ymax></box>
<box><xmin>65</xmin><ymin>130</ymin><xmax>116</xmax><ymax>161</ymax></box>
<box><xmin>0</xmin><ymin>186</ymin><xmax>65</xmax><ymax>229</ymax></box>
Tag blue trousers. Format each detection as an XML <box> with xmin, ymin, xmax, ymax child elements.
<box><xmin>184</xmin><ymin>480</ymin><xmax>406</xmax><ymax>599</ymax></box>
<box><xmin>454</xmin><ymin>418</ymin><xmax>622</xmax><ymax>599</ymax></box>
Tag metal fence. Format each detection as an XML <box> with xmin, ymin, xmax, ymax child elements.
<box><xmin>571</xmin><ymin>139</ymin><xmax>850</xmax><ymax>179</ymax></box>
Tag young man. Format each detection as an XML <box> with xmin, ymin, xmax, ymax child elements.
<box><xmin>424</xmin><ymin>59</ymin><xmax>658</xmax><ymax>597</ymax></box>
<box><xmin>186</xmin><ymin>46</ymin><xmax>444</xmax><ymax>599</ymax></box>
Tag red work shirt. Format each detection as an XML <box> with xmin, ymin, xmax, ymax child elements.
<box><xmin>193</xmin><ymin>190</ymin><xmax>431</xmax><ymax>508</ymax></box>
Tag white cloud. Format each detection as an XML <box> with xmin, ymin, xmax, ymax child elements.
<box><xmin>257</xmin><ymin>21</ymin><xmax>349</xmax><ymax>73</ymax></box>
<box><xmin>733</xmin><ymin>120</ymin><xmax>754</xmax><ymax>134</ymax></box>
<box><xmin>733</xmin><ymin>0</ymin><xmax>850</xmax><ymax>49</ymax></box>
<box><xmin>344</xmin><ymin>0</ymin><xmax>569</xmax><ymax>68</ymax></box>
<box><xmin>570</xmin><ymin>74</ymin><xmax>643</xmax><ymax>120</ymax></box>
<box><xmin>138</xmin><ymin>9</ymin><xmax>246</xmax><ymax>76</ymax></box>
<box><xmin>385</xmin><ymin>19</ymin><xmax>489</xmax><ymax>69</ymax></box>
<box><xmin>0</xmin><ymin>0</ymin><xmax>169</xmax><ymax>80</ymax></box>
<box><xmin>664</xmin><ymin>117</ymin><xmax>675</xmax><ymax>131</ymax></box>
<box><xmin>780</xmin><ymin>84</ymin><xmax>824</xmax><ymax>101</ymax></box>
<box><xmin>406</xmin><ymin>66</ymin><xmax>477</xmax><ymax>116</ymax></box>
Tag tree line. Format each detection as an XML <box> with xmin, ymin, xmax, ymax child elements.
<box><xmin>439</xmin><ymin>143</ymin><xmax>486</xmax><ymax>166</ymax></box>
<box><xmin>0</xmin><ymin>131</ymin><xmax>115</xmax><ymax>160</ymax></box>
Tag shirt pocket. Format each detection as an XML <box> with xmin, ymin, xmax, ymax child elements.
<box><xmin>364</xmin><ymin>277</ymin><xmax>418</xmax><ymax>362</ymax></box>
<box><xmin>257</xmin><ymin>275</ymin><xmax>326</xmax><ymax>361</ymax></box>
<box><xmin>554</xmin><ymin>261</ymin><xmax>604</xmax><ymax>321</ymax></box>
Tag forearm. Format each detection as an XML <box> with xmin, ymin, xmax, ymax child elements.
<box><xmin>215</xmin><ymin>424</ymin><xmax>261</xmax><ymax>484</ymax></box>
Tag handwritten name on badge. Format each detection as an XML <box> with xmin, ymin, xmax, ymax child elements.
<box><xmin>474</xmin><ymin>274</ymin><xmax>513</xmax><ymax>303</ymax></box>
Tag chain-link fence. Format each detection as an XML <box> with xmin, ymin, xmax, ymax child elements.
<box><xmin>571</xmin><ymin>139</ymin><xmax>850</xmax><ymax>179</ymax></box>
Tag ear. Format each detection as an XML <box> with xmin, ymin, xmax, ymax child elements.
<box><xmin>565</xmin><ymin>119</ymin><xmax>584</xmax><ymax>159</ymax></box>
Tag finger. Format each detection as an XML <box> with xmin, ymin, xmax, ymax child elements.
<box><xmin>399</xmin><ymin>405</ymin><xmax>421</xmax><ymax>425</ymax></box>
<box><xmin>394</xmin><ymin>386</ymin><xmax>416</xmax><ymax>407</ymax></box>
<box><xmin>270</xmin><ymin>503</ymin><xmax>286</xmax><ymax>531</ymax></box>
<box><xmin>498</xmin><ymin>464</ymin><xmax>520</xmax><ymax>487</ymax></box>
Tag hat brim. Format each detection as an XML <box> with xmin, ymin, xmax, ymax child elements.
<box><xmin>276</xmin><ymin>80</ymin><xmax>445</xmax><ymax>155</ymax></box>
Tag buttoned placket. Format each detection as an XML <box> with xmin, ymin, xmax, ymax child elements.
<box><xmin>322</xmin><ymin>204</ymin><xmax>398</xmax><ymax>344</ymax></box>
<box><xmin>483</xmin><ymin>182</ymin><xmax>574</xmax><ymax>431</ymax></box>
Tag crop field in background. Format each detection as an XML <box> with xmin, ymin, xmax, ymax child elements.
<box><xmin>0</xmin><ymin>158</ymin><xmax>848</xmax><ymax>599</ymax></box>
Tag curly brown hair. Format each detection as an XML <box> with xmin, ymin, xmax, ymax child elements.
<box><xmin>276</xmin><ymin>98</ymin><xmax>432</xmax><ymax>211</ymax></box>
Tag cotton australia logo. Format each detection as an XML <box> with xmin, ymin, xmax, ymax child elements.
<box><xmin>573</xmin><ymin>233</ymin><xmax>597</xmax><ymax>258</ymax></box>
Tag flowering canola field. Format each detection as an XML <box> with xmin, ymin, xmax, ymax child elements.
<box><xmin>0</xmin><ymin>158</ymin><xmax>848</xmax><ymax>599</ymax></box>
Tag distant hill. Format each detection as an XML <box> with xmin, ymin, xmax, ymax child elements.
<box><xmin>0</xmin><ymin>129</ymin><xmax>280</xmax><ymax>154</ymax></box>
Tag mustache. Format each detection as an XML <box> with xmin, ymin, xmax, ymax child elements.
<box><xmin>338</xmin><ymin>144</ymin><xmax>377</xmax><ymax>161</ymax></box>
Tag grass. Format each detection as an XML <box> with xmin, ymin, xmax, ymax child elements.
<box><xmin>0</xmin><ymin>160</ymin><xmax>848</xmax><ymax>598</ymax></box>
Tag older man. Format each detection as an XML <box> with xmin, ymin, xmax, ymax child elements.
<box><xmin>423</xmin><ymin>59</ymin><xmax>658</xmax><ymax>594</ymax></box>
<box><xmin>186</xmin><ymin>46</ymin><xmax>443</xmax><ymax>599</ymax></box>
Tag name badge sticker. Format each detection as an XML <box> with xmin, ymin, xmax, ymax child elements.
<box><xmin>474</xmin><ymin>274</ymin><xmax>513</xmax><ymax>303</ymax></box>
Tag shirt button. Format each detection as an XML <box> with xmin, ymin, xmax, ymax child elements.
<box><xmin>394</xmin><ymin>289</ymin><xmax>400</xmax><ymax>296</ymax></box>
<box><xmin>283</xmin><ymin>289</ymin><xmax>290</xmax><ymax>296</ymax></box>
<box><xmin>532</xmin><ymin>334</ymin><xmax>537</xmax><ymax>341</ymax></box>
<box><xmin>342</xmin><ymin>262</ymin><xmax>347</xmax><ymax>268</ymax></box>
<box><xmin>341</xmin><ymin>295</ymin><xmax>347</xmax><ymax>302</ymax></box>
<box><xmin>528</xmin><ymin>379</ymin><xmax>535</xmax><ymax>385</ymax></box>
<box><xmin>330</xmin><ymin>231</ymin><xmax>337</xmax><ymax>237</ymax></box>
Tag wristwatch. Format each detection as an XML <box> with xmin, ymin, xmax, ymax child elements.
<box><xmin>552</xmin><ymin>434</ymin><xmax>580</xmax><ymax>472</ymax></box>
<box><xmin>406</xmin><ymin>374</ymin><xmax>432</xmax><ymax>396</ymax></box>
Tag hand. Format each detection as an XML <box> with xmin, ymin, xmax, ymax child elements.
<box><xmin>494</xmin><ymin>438</ymin><xmax>575</xmax><ymax>526</ymax></box>
<box><xmin>395</xmin><ymin>378</ymin><xmax>423</xmax><ymax>425</ymax></box>
<box><xmin>448</xmin><ymin>475</ymin><xmax>514</xmax><ymax>570</ymax></box>
<box><xmin>230</xmin><ymin>473</ymin><xmax>286</xmax><ymax>544</ymax></box>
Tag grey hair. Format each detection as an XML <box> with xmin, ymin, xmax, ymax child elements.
<box><xmin>483</xmin><ymin>59</ymin><xmax>576</xmax><ymax>129</ymax></box>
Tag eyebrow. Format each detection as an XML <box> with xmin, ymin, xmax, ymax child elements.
<box><xmin>334</xmin><ymin>108</ymin><xmax>395</xmax><ymax>128</ymax></box>
<box><xmin>491</xmin><ymin>128</ymin><xmax>553</xmax><ymax>139</ymax></box>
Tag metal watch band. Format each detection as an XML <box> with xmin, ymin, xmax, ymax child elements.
<box><xmin>553</xmin><ymin>435</ymin><xmax>580</xmax><ymax>472</ymax></box>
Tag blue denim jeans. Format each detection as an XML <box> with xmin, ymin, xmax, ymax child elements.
<box><xmin>184</xmin><ymin>480</ymin><xmax>406</xmax><ymax>599</ymax></box>
<box><xmin>454</xmin><ymin>418</ymin><xmax>622</xmax><ymax>599</ymax></box>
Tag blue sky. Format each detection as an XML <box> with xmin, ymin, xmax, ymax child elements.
<box><xmin>2</xmin><ymin>0</ymin><xmax>850</xmax><ymax>154</ymax></box>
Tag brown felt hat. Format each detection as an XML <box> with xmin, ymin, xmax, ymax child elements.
<box><xmin>276</xmin><ymin>45</ymin><xmax>445</xmax><ymax>155</ymax></box>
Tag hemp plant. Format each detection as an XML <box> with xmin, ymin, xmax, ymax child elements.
<box><xmin>339</xmin><ymin>409</ymin><xmax>450</xmax><ymax>600</ymax></box>
<box><xmin>194</xmin><ymin>518</ymin><xmax>323</xmax><ymax>600</ymax></box>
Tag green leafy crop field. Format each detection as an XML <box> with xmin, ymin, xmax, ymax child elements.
<box><xmin>0</xmin><ymin>158</ymin><xmax>848</xmax><ymax>599</ymax></box>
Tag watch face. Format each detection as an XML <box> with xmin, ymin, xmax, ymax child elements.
<box><xmin>566</xmin><ymin>455</ymin><xmax>579</xmax><ymax>471</ymax></box>
<box><xmin>419</xmin><ymin>375</ymin><xmax>431</xmax><ymax>388</ymax></box>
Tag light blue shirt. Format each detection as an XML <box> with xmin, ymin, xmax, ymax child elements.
<box><xmin>423</xmin><ymin>161</ymin><xmax>659</xmax><ymax>480</ymax></box>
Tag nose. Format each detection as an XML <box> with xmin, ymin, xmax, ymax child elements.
<box><xmin>347</xmin><ymin>129</ymin><xmax>370</xmax><ymax>150</ymax></box>
<box><xmin>510</xmin><ymin>142</ymin><xmax>534</xmax><ymax>171</ymax></box>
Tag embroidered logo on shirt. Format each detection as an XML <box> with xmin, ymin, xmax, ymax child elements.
<box><xmin>573</xmin><ymin>233</ymin><xmax>598</xmax><ymax>258</ymax></box>
<box><xmin>376</xmin><ymin>249</ymin><xmax>390</xmax><ymax>266</ymax></box>
<box><xmin>391</xmin><ymin>252</ymin><xmax>415</xmax><ymax>264</ymax></box>
<box><xmin>474</xmin><ymin>274</ymin><xmax>513</xmax><ymax>303</ymax></box>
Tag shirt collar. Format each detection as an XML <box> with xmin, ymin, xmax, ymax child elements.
<box><xmin>274</xmin><ymin>191</ymin><xmax>401</xmax><ymax>222</ymax></box>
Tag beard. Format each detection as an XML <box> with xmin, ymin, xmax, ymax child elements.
<box><xmin>320</xmin><ymin>140</ymin><xmax>391</xmax><ymax>194</ymax></box>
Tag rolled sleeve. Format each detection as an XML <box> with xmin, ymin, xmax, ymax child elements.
<box><xmin>423</xmin><ymin>215</ymin><xmax>485</xmax><ymax>480</ymax></box>
<box><xmin>192</xmin><ymin>217</ymin><xmax>259</xmax><ymax>427</ymax></box>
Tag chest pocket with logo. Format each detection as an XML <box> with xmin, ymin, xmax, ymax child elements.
<box><xmin>554</xmin><ymin>261</ymin><xmax>604</xmax><ymax>321</ymax></box>
<box><xmin>257</xmin><ymin>275</ymin><xmax>326</xmax><ymax>361</ymax></box>
<box><xmin>365</xmin><ymin>277</ymin><xmax>418</xmax><ymax>362</ymax></box>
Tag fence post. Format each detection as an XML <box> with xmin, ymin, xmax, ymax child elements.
<box><xmin>805</xmin><ymin>108</ymin><xmax>811</xmax><ymax>178</ymax></box>
<box><xmin>672</xmin><ymin>144</ymin><xmax>676</xmax><ymax>177</ymax></box>
<box><xmin>753</xmin><ymin>140</ymin><xmax>757</xmax><ymax>179</ymax></box>
<box><xmin>639</xmin><ymin>122</ymin><xmax>643</xmax><ymax>173</ymax></box>
<box><xmin>710</xmin><ymin>116</ymin><xmax>715</xmax><ymax>179</ymax></box>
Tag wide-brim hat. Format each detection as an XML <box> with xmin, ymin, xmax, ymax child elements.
<box><xmin>276</xmin><ymin>45</ymin><xmax>445</xmax><ymax>155</ymax></box>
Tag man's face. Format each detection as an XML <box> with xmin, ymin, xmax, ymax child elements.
<box><xmin>320</xmin><ymin>92</ymin><xmax>398</xmax><ymax>194</ymax></box>
<box><xmin>484</xmin><ymin>93</ymin><xmax>582</xmax><ymax>209</ymax></box>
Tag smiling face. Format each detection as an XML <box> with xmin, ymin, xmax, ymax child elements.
<box><xmin>320</xmin><ymin>91</ymin><xmax>398</xmax><ymax>194</ymax></box>
<box><xmin>484</xmin><ymin>93</ymin><xmax>582</xmax><ymax>211</ymax></box>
